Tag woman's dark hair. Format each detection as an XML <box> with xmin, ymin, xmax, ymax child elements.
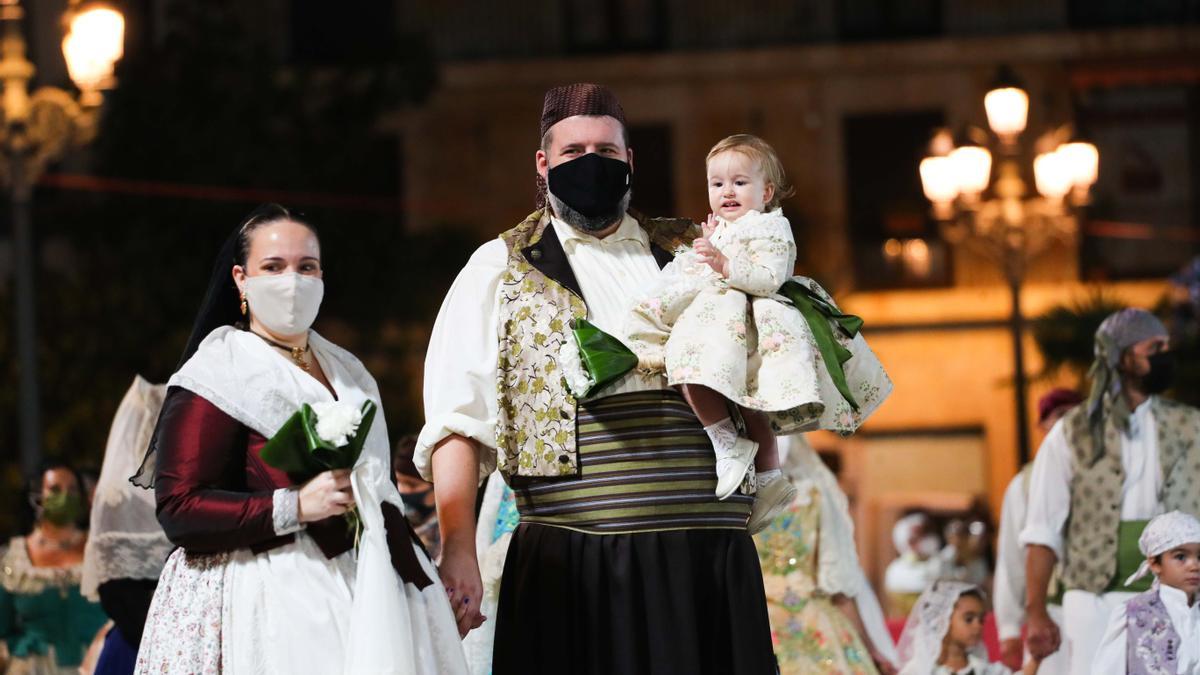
<box><xmin>234</xmin><ymin>203</ymin><xmax>319</xmax><ymax>267</ymax></box>
<box><xmin>20</xmin><ymin>461</ymin><xmax>88</xmax><ymax>533</ymax></box>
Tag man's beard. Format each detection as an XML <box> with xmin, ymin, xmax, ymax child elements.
<box><xmin>548</xmin><ymin>188</ymin><xmax>632</xmax><ymax>233</ymax></box>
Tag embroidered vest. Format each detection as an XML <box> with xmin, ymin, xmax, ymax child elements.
<box><xmin>1126</xmin><ymin>588</ymin><xmax>1181</xmax><ymax>675</ymax></box>
<box><xmin>1061</xmin><ymin>397</ymin><xmax>1200</xmax><ymax>593</ymax></box>
<box><xmin>494</xmin><ymin>209</ymin><xmax>696</xmax><ymax>480</ymax></box>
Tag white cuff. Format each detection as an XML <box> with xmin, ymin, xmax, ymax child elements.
<box><xmin>997</xmin><ymin>620</ymin><xmax>1023</xmax><ymax>641</ymax></box>
<box><xmin>1018</xmin><ymin>525</ymin><xmax>1063</xmax><ymax>562</ymax></box>
<box><xmin>272</xmin><ymin>487</ymin><xmax>304</xmax><ymax>536</ymax></box>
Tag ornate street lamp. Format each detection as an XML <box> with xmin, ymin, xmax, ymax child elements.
<box><xmin>3</xmin><ymin>0</ymin><xmax>125</xmax><ymax>475</ymax></box>
<box><xmin>918</xmin><ymin>66</ymin><xmax>1099</xmax><ymax>465</ymax></box>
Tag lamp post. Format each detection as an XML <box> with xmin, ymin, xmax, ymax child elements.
<box><xmin>919</xmin><ymin>66</ymin><xmax>1099</xmax><ymax>465</ymax></box>
<box><xmin>2</xmin><ymin>0</ymin><xmax>124</xmax><ymax>476</ymax></box>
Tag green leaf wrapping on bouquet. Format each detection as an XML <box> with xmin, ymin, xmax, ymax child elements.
<box><xmin>574</xmin><ymin>318</ymin><xmax>639</xmax><ymax>398</ymax></box>
<box><xmin>260</xmin><ymin>400</ymin><xmax>379</xmax><ymax>478</ymax></box>
<box><xmin>779</xmin><ymin>279</ymin><xmax>864</xmax><ymax>411</ymax></box>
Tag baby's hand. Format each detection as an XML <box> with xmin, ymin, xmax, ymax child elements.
<box><xmin>693</xmin><ymin>237</ymin><xmax>728</xmax><ymax>277</ymax></box>
<box><xmin>701</xmin><ymin>213</ymin><xmax>718</xmax><ymax>238</ymax></box>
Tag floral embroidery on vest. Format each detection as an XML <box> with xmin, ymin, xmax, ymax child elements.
<box><xmin>1062</xmin><ymin>398</ymin><xmax>1200</xmax><ymax>593</ymax></box>
<box><xmin>1126</xmin><ymin>589</ymin><xmax>1180</xmax><ymax>675</ymax></box>
<box><xmin>495</xmin><ymin>209</ymin><xmax>697</xmax><ymax>480</ymax></box>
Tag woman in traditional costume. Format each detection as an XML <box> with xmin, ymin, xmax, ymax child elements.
<box><xmin>80</xmin><ymin>375</ymin><xmax>171</xmax><ymax>675</ymax></box>
<box><xmin>1</xmin><ymin>463</ymin><xmax>108</xmax><ymax>674</ymax></box>
<box><xmin>754</xmin><ymin>435</ymin><xmax>899</xmax><ymax>674</ymax></box>
<box><xmin>133</xmin><ymin>204</ymin><xmax>468</xmax><ymax>675</ymax></box>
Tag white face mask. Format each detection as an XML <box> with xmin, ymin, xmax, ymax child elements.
<box><xmin>243</xmin><ymin>272</ymin><xmax>324</xmax><ymax>336</ymax></box>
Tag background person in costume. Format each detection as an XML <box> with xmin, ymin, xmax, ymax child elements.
<box><xmin>885</xmin><ymin>512</ymin><xmax>944</xmax><ymax>617</ymax></box>
<box><xmin>0</xmin><ymin>463</ymin><xmax>107</xmax><ymax>675</ymax></box>
<box><xmin>625</xmin><ymin>134</ymin><xmax>892</xmax><ymax>533</ymax></box>
<box><xmin>993</xmin><ymin>387</ymin><xmax>1081</xmax><ymax>672</ymax></box>
<box><xmin>755</xmin><ymin>434</ymin><xmax>900</xmax><ymax>674</ymax></box>
<box><xmin>418</xmin><ymin>83</ymin><xmax>776</xmax><ymax>674</ymax></box>
<box><xmin>897</xmin><ymin>581</ymin><xmax>1039</xmax><ymax>675</ymax></box>
<box><xmin>80</xmin><ymin>376</ymin><xmax>171</xmax><ymax>675</ymax></box>
<box><xmin>133</xmin><ymin>204</ymin><xmax>467</xmax><ymax>675</ymax></box>
<box><xmin>1021</xmin><ymin>307</ymin><xmax>1198</xmax><ymax>675</ymax></box>
<box><xmin>1092</xmin><ymin>510</ymin><xmax>1200</xmax><ymax>674</ymax></box>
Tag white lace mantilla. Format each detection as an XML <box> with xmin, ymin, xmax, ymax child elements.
<box><xmin>82</xmin><ymin>375</ymin><xmax>172</xmax><ymax>600</ymax></box>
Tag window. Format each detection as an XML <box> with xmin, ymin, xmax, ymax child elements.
<box><xmin>563</xmin><ymin>0</ymin><xmax>667</xmax><ymax>54</ymax></box>
<box><xmin>1069</xmin><ymin>0</ymin><xmax>1200</xmax><ymax>29</ymax></box>
<box><xmin>1076</xmin><ymin>84</ymin><xmax>1200</xmax><ymax>280</ymax></box>
<box><xmin>838</xmin><ymin>0</ymin><xmax>942</xmax><ymax>42</ymax></box>
<box><xmin>843</xmin><ymin>110</ymin><xmax>952</xmax><ymax>289</ymax></box>
<box><xmin>628</xmin><ymin>124</ymin><xmax>675</xmax><ymax>218</ymax></box>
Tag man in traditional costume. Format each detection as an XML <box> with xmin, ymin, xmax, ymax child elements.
<box><xmin>1021</xmin><ymin>308</ymin><xmax>1198</xmax><ymax>675</ymax></box>
<box><xmin>993</xmin><ymin>388</ymin><xmax>1081</xmax><ymax>672</ymax></box>
<box><xmin>416</xmin><ymin>83</ymin><xmax>775</xmax><ymax>674</ymax></box>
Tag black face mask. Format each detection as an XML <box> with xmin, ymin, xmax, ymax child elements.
<box><xmin>400</xmin><ymin>489</ymin><xmax>435</xmax><ymax>522</ymax></box>
<box><xmin>1143</xmin><ymin>351</ymin><xmax>1175</xmax><ymax>394</ymax></box>
<box><xmin>547</xmin><ymin>152</ymin><xmax>631</xmax><ymax>218</ymax></box>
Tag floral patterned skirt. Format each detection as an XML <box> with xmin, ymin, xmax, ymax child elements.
<box><xmin>135</xmin><ymin>549</ymin><xmax>227</xmax><ymax>675</ymax></box>
<box><xmin>767</xmin><ymin>595</ymin><xmax>879</xmax><ymax>675</ymax></box>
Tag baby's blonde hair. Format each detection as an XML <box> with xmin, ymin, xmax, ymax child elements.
<box><xmin>706</xmin><ymin>134</ymin><xmax>795</xmax><ymax>210</ymax></box>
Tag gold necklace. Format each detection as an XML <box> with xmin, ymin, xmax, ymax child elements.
<box><xmin>252</xmin><ymin>331</ymin><xmax>311</xmax><ymax>371</ymax></box>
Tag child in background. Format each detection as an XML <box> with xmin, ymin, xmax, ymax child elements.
<box><xmin>1092</xmin><ymin>510</ymin><xmax>1200</xmax><ymax>674</ymax></box>
<box><xmin>897</xmin><ymin>581</ymin><xmax>1040</xmax><ymax>675</ymax></box>
<box><xmin>625</xmin><ymin>134</ymin><xmax>891</xmax><ymax>532</ymax></box>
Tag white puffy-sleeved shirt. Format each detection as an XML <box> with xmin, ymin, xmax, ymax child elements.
<box><xmin>1092</xmin><ymin>584</ymin><xmax>1200</xmax><ymax>674</ymax></box>
<box><xmin>993</xmin><ymin>470</ymin><xmax>1029</xmax><ymax>641</ymax></box>
<box><xmin>415</xmin><ymin>214</ymin><xmax>667</xmax><ymax>481</ymax></box>
<box><xmin>1019</xmin><ymin>398</ymin><xmax>1162</xmax><ymax>561</ymax></box>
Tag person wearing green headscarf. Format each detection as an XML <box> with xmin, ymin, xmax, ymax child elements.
<box><xmin>1019</xmin><ymin>308</ymin><xmax>1199</xmax><ymax>675</ymax></box>
<box><xmin>1</xmin><ymin>464</ymin><xmax>107</xmax><ymax>674</ymax></box>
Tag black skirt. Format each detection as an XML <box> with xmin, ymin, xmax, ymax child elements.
<box><xmin>493</xmin><ymin>523</ymin><xmax>777</xmax><ymax>675</ymax></box>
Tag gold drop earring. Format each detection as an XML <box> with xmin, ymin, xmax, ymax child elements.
<box><xmin>240</xmin><ymin>292</ymin><xmax>248</xmax><ymax>316</ymax></box>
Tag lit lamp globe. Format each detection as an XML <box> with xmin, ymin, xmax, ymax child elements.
<box><xmin>984</xmin><ymin>67</ymin><xmax>1029</xmax><ymax>143</ymax></box>
<box><xmin>1033</xmin><ymin>149</ymin><xmax>1074</xmax><ymax>204</ymax></box>
<box><xmin>949</xmin><ymin>144</ymin><xmax>992</xmax><ymax>200</ymax></box>
<box><xmin>919</xmin><ymin>155</ymin><xmax>959</xmax><ymax>220</ymax></box>
<box><xmin>1058</xmin><ymin>140</ymin><xmax>1100</xmax><ymax>201</ymax></box>
<box><xmin>62</xmin><ymin>4</ymin><xmax>125</xmax><ymax>106</ymax></box>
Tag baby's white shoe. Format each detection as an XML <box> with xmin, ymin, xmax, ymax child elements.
<box><xmin>747</xmin><ymin>473</ymin><xmax>798</xmax><ymax>534</ymax></box>
<box><xmin>715</xmin><ymin>437</ymin><xmax>757</xmax><ymax>500</ymax></box>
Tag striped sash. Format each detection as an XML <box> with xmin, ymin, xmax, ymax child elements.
<box><xmin>513</xmin><ymin>390</ymin><xmax>753</xmax><ymax>534</ymax></box>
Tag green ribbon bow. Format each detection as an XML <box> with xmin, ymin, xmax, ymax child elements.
<box><xmin>572</xmin><ymin>318</ymin><xmax>640</xmax><ymax>399</ymax></box>
<box><xmin>778</xmin><ymin>279</ymin><xmax>865</xmax><ymax>411</ymax></box>
<box><xmin>260</xmin><ymin>400</ymin><xmax>378</xmax><ymax>477</ymax></box>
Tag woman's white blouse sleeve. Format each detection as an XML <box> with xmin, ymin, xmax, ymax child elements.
<box><xmin>1091</xmin><ymin>601</ymin><xmax>1128</xmax><ymax>674</ymax></box>
<box><xmin>415</xmin><ymin>239</ymin><xmax>507</xmax><ymax>483</ymax></box>
<box><xmin>723</xmin><ymin>214</ymin><xmax>796</xmax><ymax>297</ymax></box>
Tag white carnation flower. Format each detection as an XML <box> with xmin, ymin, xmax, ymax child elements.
<box><xmin>311</xmin><ymin>401</ymin><xmax>364</xmax><ymax>447</ymax></box>
<box><xmin>559</xmin><ymin>338</ymin><xmax>594</xmax><ymax>398</ymax></box>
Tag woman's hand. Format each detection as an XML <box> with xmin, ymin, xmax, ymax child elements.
<box><xmin>439</xmin><ymin>541</ymin><xmax>486</xmax><ymax>637</ymax></box>
<box><xmin>297</xmin><ymin>469</ymin><xmax>354</xmax><ymax>523</ymax></box>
